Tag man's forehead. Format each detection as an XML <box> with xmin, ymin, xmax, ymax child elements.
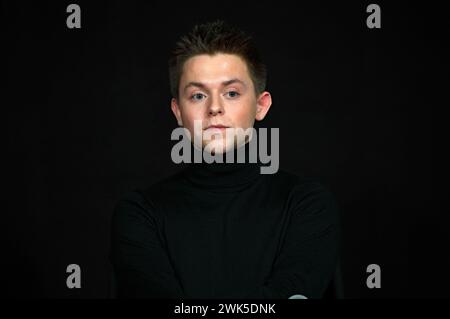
<box><xmin>184</xmin><ymin>53</ymin><xmax>247</xmax><ymax>68</ymax></box>
<box><xmin>182</xmin><ymin>78</ymin><xmax>247</xmax><ymax>93</ymax></box>
<box><xmin>182</xmin><ymin>54</ymin><xmax>250</xmax><ymax>80</ymax></box>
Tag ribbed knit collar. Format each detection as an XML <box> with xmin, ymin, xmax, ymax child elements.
<box><xmin>182</xmin><ymin>141</ymin><xmax>262</xmax><ymax>189</ymax></box>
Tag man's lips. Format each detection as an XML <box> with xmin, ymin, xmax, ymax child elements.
<box><xmin>204</xmin><ymin>125</ymin><xmax>229</xmax><ymax>130</ymax></box>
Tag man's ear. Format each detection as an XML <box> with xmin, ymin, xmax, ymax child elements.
<box><xmin>255</xmin><ymin>91</ymin><xmax>272</xmax><ymax>121</ymax></box>
<box><xmin>171</xmin><ymin>98</ymin><xmax>183</xmax><ymax>126</ymax></box>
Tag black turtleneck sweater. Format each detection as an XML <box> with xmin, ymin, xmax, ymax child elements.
<box><xmin>110</xmin><ymin>142</ymin><xmax>340</xmax><ymax>299</ymax></box>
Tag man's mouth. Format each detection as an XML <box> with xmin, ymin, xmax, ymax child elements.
<box><xmin>205</xmin><ymin>125</ymin><xmax>229</xmax><ymax>130</ymax></box>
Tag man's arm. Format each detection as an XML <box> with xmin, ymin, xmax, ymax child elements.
<box><xmin>248</xmin><ymin>181</ymin><xmax>340</xmax><ymax>299</ymax></box>
<box><xmin>109</xmin><ymin>191</ymin><xmax>185</xmax><ymax>298</ymax></box>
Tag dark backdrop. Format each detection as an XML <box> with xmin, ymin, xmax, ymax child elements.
<box><xmin>4</xmin><ymin>1</ymin><xmax>439</xmax><ymax>298</ymax></box>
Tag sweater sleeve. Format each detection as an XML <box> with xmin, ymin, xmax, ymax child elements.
<box><xmin>249</xmin><ymin>181</ymin><xmax>340</xmax><ymax>299</ymax></box>
<box><xmin>109</xmin><ymin>190</ymin><xmax>185</xmax><ymax>298</ymax></box>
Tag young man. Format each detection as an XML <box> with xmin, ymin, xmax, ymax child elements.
<box><xmin>110</xmin><ymin>20</ymin><xmax>340</xmax><ymax>299</ymax></box>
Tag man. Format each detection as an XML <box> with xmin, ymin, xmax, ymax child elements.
<box><xmin>110</xmin><ymin>20</ymin><xmax>340</xmax><ymax>299</ymax></box>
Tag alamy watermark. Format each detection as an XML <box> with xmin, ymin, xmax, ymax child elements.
<box><xmin>66</xmin><ymin>4</ymin><xmax>81</xmax><ymax>29</ymax></box>
<box><xmin>171</xmin><ymin>120</ymin><xmax>279</xmax><ymax>174</ymax></box>
<box><xmin>66</xmin><ymin>263</ymin><xmax>81</xmax><ymax>289</ymax></box>
<box><xmin>366</xmin><ymin>264</ymin><xmax>381</xmax><ymax>289</ymax></box>
<box><xmin>366</xmin><ymin>4</ymin><xmax>381</xmax><ymax>29</ymax></box>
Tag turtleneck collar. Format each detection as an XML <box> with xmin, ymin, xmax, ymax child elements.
<box><xmin>182</xmin><ymin>141</ymin><xmax>262</xmax><ymax>189</ymax></box>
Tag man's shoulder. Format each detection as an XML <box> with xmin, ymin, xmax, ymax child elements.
<box><xmin>135</xmin><ymin>168</ymin><xmax>190</xmax><ymax>206</ymax></box>
<box><xmin>147</xmin><ymin>166</ymin><xmax>188</xmax><ymax>190</ymax></box>
<box><xmin>271</xmin><ymin>168</ymin><xmax>338</xmax><ymax>207</ymax></box>
<box><xmin>115</xmin><ymin>171</ymin><xmax>189</xmax><ymax>220</ymax></box>
<box><xmin>274</xmin><ymin>169</ymin><xmax>339</xmax><ymax>226</ymax></box>
<box><xmin>270</xmin><ymin>168</ymin><xmax>325</xmax><ymax>191</ymax></box>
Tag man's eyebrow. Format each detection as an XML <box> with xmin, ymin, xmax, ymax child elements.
<box><xmin>183</xmin><ymin>78</ymin><xmax>246</xmax><ymax>92</ymax></box>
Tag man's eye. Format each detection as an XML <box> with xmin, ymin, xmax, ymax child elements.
<box><xmin>191</xmin><ymin>93</ymin><xmax>205</xmax><ymax>101</ymax></box>
<box><xmin>226</xmin><ymin>91</ymin><xmax>240</xmax><ymax>98</ymax></box>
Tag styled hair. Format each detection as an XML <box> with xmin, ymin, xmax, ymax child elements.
<box><xmin>168</xmin><ymin>20</ymin><xmax>267</xmax><ymax>99</ymax></box>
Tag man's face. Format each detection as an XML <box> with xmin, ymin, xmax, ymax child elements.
<box><xmin>171</xmin><ymin>53</ymin><xmax>272</xmax><ymax>154</ymax></box>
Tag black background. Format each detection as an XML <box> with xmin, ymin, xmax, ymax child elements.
<box><xmin>4</xmin><ymin>1</ymin><xmax>440</xmax><ymax>298</ymax></box>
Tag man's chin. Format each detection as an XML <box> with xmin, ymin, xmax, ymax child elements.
<box><xmin>202</xmin><ymin>141</ymin><xmax>230</xmax><ymax>155</ymax></box>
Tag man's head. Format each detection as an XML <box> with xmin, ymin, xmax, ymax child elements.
<box><xmin>169</xmin><ymin>20</ymin><xmax>272</xmax><ymax>154</ymax></box>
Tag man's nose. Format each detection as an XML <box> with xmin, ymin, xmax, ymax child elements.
<box><xmin>207</xmin><ymin>94</ymin><xmax>224</xmax><ymax>115</ymax></box>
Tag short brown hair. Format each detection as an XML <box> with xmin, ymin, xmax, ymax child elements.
<box><xmin>168</xmin><ymin>20</ymin><xmax>267</xmax><ymax>99</ymax></box>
